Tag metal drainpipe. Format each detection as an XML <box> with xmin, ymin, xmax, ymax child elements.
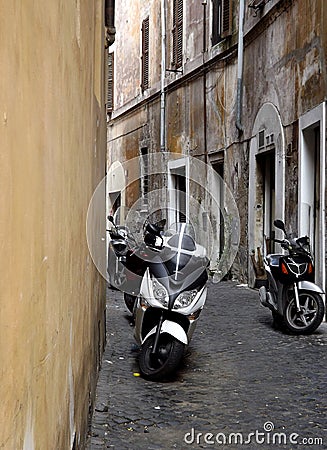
<box><xmin>105</xmin><ymin>0</ymin><xmax>116</xmax><ymax>46</ymax></box>
<box><xmin>236</xmin><ymin>0</ymin><xmax>245</xmax><ymax>134</ymax></box>
<box><xmin>202</xmin><ymin>1</ymin><xmax>208</xmax><ymax>164</ymax></box>
<box><xmin>160</xmin><ymin>0</ymin><xmax>166</xmax><ymax>152</ymax></box>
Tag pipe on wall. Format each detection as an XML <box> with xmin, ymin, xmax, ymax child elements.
<box><xmin>202</xmin><ymin>0</ymin><xmax>208</xmax><ymax>163</ymax></box>
<box><xmin>236</xmin><ymin>0</ymin><xmax>245</xmax><ymax>134</ymax></box>
<box><xmin>160</xmin><ymin>0</ymin><xmax>167</xmax><ymax>152</ymax></box>
<box><xmin>105</xmin><ymin>0</ymin><xmax>116</xmax><ymax>46</ymax></box>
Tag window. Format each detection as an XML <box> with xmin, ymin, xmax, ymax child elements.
<box><xmin>107</xmin><ymin>51</ymin><xmax>114</xmax><ymax>113</ymax></box>
<box><xmin>258</xmin><ymin>130</ymin><xmax>265</xmax><ymax>148</ymax></box>
<box><xmin>172</xmin><ymin>0</ymin><xmax>183</xmax><ymax>69</ymax></box>
<box><xmin>212</xmin><ymin>0</ymin><xmax>233</xmax><ymax>46</ymax></box>
<box><xmin>141</xmin><ymin>17</ymin><xmax>149</xmax><ymax>91</ymax></box>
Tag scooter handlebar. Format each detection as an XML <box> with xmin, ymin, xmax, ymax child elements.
<box><xmin>272</xmin><ymin>238</ymin><xmax>291</xmax><ymax>250</ymax></box>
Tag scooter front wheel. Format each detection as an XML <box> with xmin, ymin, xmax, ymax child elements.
<box><xmin>139</xmin><ymin>333</ymin><xmax>185</xmax><ymax>381</ymax></box>
<box><xmin>283</xmin><ymin>290</ymin><xmax>325</xmax><ymax>335</ymax></box>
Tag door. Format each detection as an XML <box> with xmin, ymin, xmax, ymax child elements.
<box><xmin>256</xmin><ymin>151</ymin><xmax>276</xmax><ymax>254</ymax></box>
<box><xmin>299</xmin><ymin>103</ymin><xmax>326</xmax><ymax>294</ymax></box>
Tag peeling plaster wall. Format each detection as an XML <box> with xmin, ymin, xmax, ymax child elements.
<box><xmin>241</xmin><ymin>0</ymin><xmax>327</xmax><ymax>283</ymax></box>
<box><xmin>113</xmin><ymin>0</ymin><xmax>162</xmax><ymax>109</ymax></box>
<box><xmin>0</xmin><ymin>1</ymin><xmax>107</xmax><ymax>448</ymax></box>
<box><xmin>243</xmin><ymin>0</ymin><xmax>326</xmax><ymax>132</ymax></box>
<box><xmin>108</xmin><ymin>0</ymin><xmax>327</xmax><ymax>283</ymax></box>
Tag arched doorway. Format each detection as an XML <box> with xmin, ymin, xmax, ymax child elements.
<box><xmin>248</xmin><ymin>103</ymin><xmax>285</xmax><ymax>287</ymax></box>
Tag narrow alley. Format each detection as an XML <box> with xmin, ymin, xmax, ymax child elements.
<box><xmin>87</xmin><ymin>282</ymin><xmax>326</xmax><ymax>449</ymax></box>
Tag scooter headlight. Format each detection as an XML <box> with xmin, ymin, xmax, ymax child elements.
<box><xmin>173</xmin><ymin>290</ymin><xmax>198</xmax><ymax>309</ymax></box>
<box><xmin>152</xmin><ymin>278</ymin><xmax>169</xmax><ymax>306</ymax></box>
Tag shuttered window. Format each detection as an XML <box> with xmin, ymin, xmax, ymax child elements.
<box><xmin>141</xmin><ymin>17</ymin><xmax>149</xmax><ymax>91</ymax></box>
<box><xmin>212</xmin><ymin>0</ymin><xmax>233</xmax><ymax>46</ymax></box>
<box><xmin>107</xmin><ymin>51</ymin><xmax>114</xmax><ymax>112</ymax></box>
<box><xmin>221</xmin><ymin>0</ymin><xmax>232</xmax><ymax>38</ymax></box>
<box><xmin>172</xmin><ymin>0</ymin><xmax>183</xmax><ymax>69</ymax></box>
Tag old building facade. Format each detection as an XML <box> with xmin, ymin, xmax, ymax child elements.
<box><xmin>107</xmin><ymin>0</ymin><xmax>327</xmax><ymax>291</ymax></box>
<box><xmin>0</xmin><ymin>1</ymin><xmax>108</xmax><ymax>448</ymax></box>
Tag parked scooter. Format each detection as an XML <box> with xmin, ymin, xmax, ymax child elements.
<box><xmin>107</xmin><ymin>215</ymin><xmax>135</xmax><ymax>292</ymax></box>
<box><xmin>107</xmin><ymin>213</ymin><xmax>166</xmax><ymax>312</ymax></box>
<box><xmin>259</xmin><ymin>219</ymin><xmax>325</xmax><ymax>334</ymax></box>
<box><xmin>134</xmin><ymin>222</ymin><xmax>209</xmax><ymax>380</ymax></box>
<box><xmin>108</xmin><ymin>215</ymin><xmax>210</xmax><ymax>379</ymax></box>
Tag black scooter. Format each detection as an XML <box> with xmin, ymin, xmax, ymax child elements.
<box><xmin>107</xmin><ymin>215</ymin><xmax>165</xmax><ymax>312</ymax></box>
<box><xmin>259</xmin><ymin>219</ymin><xmax>325</xmax><ymax>334</ymax></box>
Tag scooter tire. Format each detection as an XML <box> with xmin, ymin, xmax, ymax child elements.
<box><xmin>139</xmin><ymin>333</ymin><xmax>185</xmax><ymax>381</ymax></box>
<box><xmin>124</xmin><ymin>293</ymin><xmax>136</xmax><ymax>313</ymax></box>
<box><xmin>283</xmin><ymin>290</ymin><xmax>325</xmax><ymax>335</ymax></box>
<box><xmin>272</xmin><ymin>311</ymin><xmax>286</xmax><ymax>331</ymax></box>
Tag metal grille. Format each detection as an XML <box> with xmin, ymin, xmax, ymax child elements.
<box><xmin>107</xmin><ymin>52</ymin><xmax>114</xmax><ymax>112</ymax></box>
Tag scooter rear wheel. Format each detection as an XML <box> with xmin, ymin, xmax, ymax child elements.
<box><xmin>283</xmin><ymin>290</ymin><xmax>325</xmax><ymax>335</ymax></box>
<box><xmin>272</xmin><ymin>311</ymin><xmax>286</xmax><ymax>331</ymax></box>
<box><xmin>124</xmin><ymin>293</ymin><xmax>136</xmax><ymax>313</ymax></box>
<box><xmin>139</xmin><ymin>333</ymin><xmax>185</xmax><ymax>381</ymax></box>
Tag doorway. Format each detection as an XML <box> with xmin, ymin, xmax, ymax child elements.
<box><xmin>256</xmin><ymin>151</ymin><xmax>276</xmax><ymax>254</ymax></box>
<box><xmin>299</xmin><ymin>103</ymin><xmax>326</xmax><ymax>293</ymax></box>
<box><xmin>211</xmin><ymin>160</ymin><xmax>225</xmax><ymax>258</ymax></box>
<box><xmin>248</xmin><ymin>103</ymin><xmax>285</xmax><ymax>287</ymax></box>
<box><xmin>168</xmin><ymin>158</ymin><xmax>189</xmax><ymax>224</ymax></box>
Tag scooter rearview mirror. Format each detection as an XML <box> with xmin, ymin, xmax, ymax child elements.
<box><xmin>273</xmin><ymin>219</ymin><xmax>286</xmax><ymax>233</ymax></box>
<box><xmin>155</xmin><ymin>218</ymin><xmax>166</xmax><ymax>231</ymax></box>
<box><xmin>108</xmin><ymin>215</ymin><xmax>114</xmax><ymax>223</ymax></box>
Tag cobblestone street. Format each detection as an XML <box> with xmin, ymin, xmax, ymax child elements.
<box><xmin>87</xmin><ymin>282</ymin><xmax>326</xmax><ymax>449</ymax></box>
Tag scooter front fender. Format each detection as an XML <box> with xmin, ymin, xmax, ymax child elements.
<box><xmin>142</xmin><ymin>320</ymin><xmax>188</xmax><ymax>345</ymax></box>
<box><xmin>298</xmin><ymin>280</ymin><xmax>324</xmax><ymax>294</ymax></box>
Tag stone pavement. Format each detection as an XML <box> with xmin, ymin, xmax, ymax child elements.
<box><xmin>86</xmin><ymin>281</ymin><xmax>327</xmax><ymax>450</ymax></box>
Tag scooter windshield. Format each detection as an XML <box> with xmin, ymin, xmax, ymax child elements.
<box><xmin>162</xmin><ymin>222</ymin><xmax>208</xmax><ymax>282</ymax></box>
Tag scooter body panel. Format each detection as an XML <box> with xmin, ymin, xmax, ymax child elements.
<box><xmin>142</xmin><ymin>320</ymin><xmax>188</xmax><ymax>345</ymax></box>
<box><xmin>134</xmin><ymin>269</ymin><xmax>207</xmax><ymax>346</ymax></box>
<box><xmin>298</xmin><ymin>280</ymin><xmax>324</xmax><ymax>294</ymax></box>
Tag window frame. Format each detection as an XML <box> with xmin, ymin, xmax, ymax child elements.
<box><xmin>212</xmin><ymin>0</ymin><xmax>233</xmax><ymax>46</ymax></box>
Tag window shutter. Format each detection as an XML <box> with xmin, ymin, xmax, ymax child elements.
<box><xmin>141</xmin><ymin>17</ymin><xmax>149</xmax><ymax>91</ymax></box>
<box><xmin>221</xmin><ymin>0</ymin><xmax>232</xmax><ymax>38</ymax></box>
<box><xmin>212</xmin><ymin>0</ymin><xmax>220</xmax><ymax>46</ymax></box>
<box><xmin>107</xmin><ymin>52</ymin><xmax>114</xmax><ymax>112</ymax></box>
<box><xmin>172</xmin><ymin>0</ymin><xmax>183</xmax><ymax>68</ymax></box>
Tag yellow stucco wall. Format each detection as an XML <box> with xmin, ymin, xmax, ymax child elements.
<box><xmin>0</xmin><ymin>1</ymin><xmax>107</xmax><ymax>448</ymax></box>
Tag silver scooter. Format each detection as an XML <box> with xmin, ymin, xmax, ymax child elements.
<box><xmin>259</xmin><ymin>219</ymin><xmax>325</xmax><ymax>334</ymax></box>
